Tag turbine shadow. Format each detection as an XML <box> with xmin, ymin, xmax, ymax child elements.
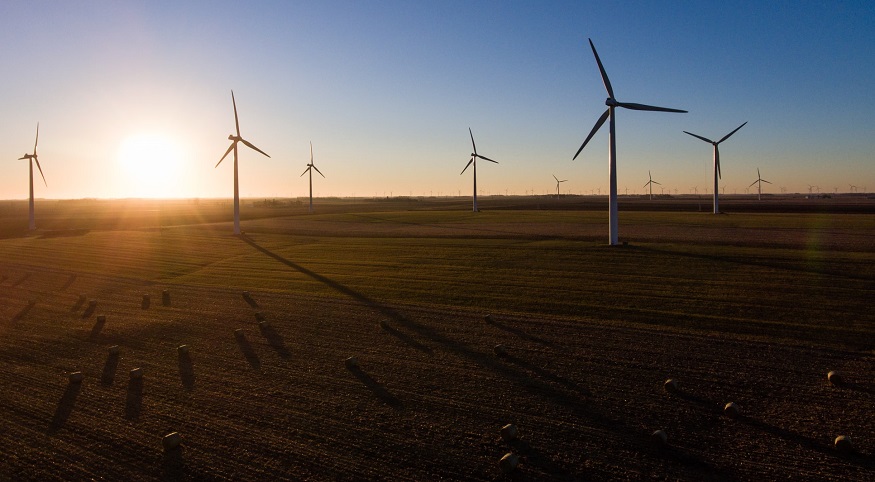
<box><xmin>234</xmin><ymin>331</ymin><xmax>261</xmax><ymax>370</ymax></box>
<box><xmin>242</xmin><ymin>291</ymin><xmax>259</xmax><ymax>308</ymax></box>
<box><xmin>59</xmin><ymin>274</ymin><xmax>77</xmax><ymax>291</ymax></box>
<box><xmin>12</xmin><ymin>300</ymin><xmax>36</xmax><ymax>322</ymax></box>
<box><xmin>739</xmin><ymin>415</ymin><xmax>872</xmax><ymax>465</ymax></box>
<box><xmin>48</xmin><ymin>382</ymin><xmax>81</xmax><ymax>433</ymax></box>
<box><xmin>486</xmin><ymin>317</ymin><xmax>555</xmax><ymax>347</ymax></box>
<box><xmin>125</xmin><ymin>378</ymin><xmax>144</xmax><ymax>420</ymax></box>
<box><xmin>89</xmin><ymin>316</ymin><xmax>106</xmax><ymax>340</ymax></box>
<box><xmin>70</xmin><ymin>295</ymin><xmax>85</xmax><ymax>313</ymax></box>
<box><xmin>347</xmin><ymin>365</ymin><xmax>403</xmax><ymax>410</ymax></box>
<box><xmin>501</xmin><ymin>353</ymin><xmax>590</xmax><ymax>397</ymax></box>
<box><xmin>12</xmin><ymin>273</ymin><xmax>31</xmax><ymax>287</ymax></box>
<box><xmin>379</xmin><ymin>321</ymin><xmax>433</xmax><ymax>354</ymax></box>
<box><xmin>161</xmin><ymin>446</ymin><xmax>186</xmax><ymax>480</ymax></box>
<box><xmin>507</xmin><ymin>439</ymin><xmax>581</xmax><ymax>479</ymax></box>
<box><xmin>258</xmin><ymin>322</ymin><xmax>291</xmax><ymax>360</ymax></box>
<box><xmin>101</xmin><ymin>352</ymin><xmax>120</xmax><ymax>386</ymax></box>
<box><xmin>178</xmin><ymin>351</ymin><xmax>195</xmax><ymax>390</ymax></box>
<box><xmin>81</xmin><ymin>302</ymin><xmax>97</xmax><ymax>319</ymax></box>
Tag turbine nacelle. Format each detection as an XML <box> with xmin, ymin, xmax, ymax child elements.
<box><xmin>228</xmin><ymin>134</ymin><xmax>240</xmax><ymax>142</ymax></box>
<box><xmin>605</xmin><ymin>97</ymin><xmax>618</xmax><ymax>107</ymax></box>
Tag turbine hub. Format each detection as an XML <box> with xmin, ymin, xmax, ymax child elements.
<box><xmin>605</xmin><ymin>97</ymin><xmax>618</xmax><ymax>107</ymax></box>
<box><xmin>228</xmin><ymin>135</ymin><xmax>240</xmax><ymax>141</ymax></box>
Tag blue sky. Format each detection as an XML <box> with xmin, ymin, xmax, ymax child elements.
<box><xmin>1</xmin><ymin>1</ymin><xmax>872</xmax><ymax>199</ymax></box>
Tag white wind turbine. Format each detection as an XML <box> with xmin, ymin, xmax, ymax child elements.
<box><xmin>643</xmin><ymin>170</ymin><xmax>661</xmax><ymax>200</ymax></box>
<box><xmin>749</xmin><ymin>168</ymin><xmax>771</xmax><ymax>200</ymax></box>
<box><xmin>300</xmin><ymin>142</ymin><xmax>325</xmax><ymax>213</ymax></box>
<box><xmin>461</xmin><ymin>128</ymin><xmax>498</xmax><ymax>212</ymax></box>
<box><xmin>215</xmin><ymin>91</ymin><xmax>270</xmax><ymax>235</ymax></box>
<box><xmin>553</xmin><ymin>175</ymin><xmax>568</xmax><ymax>199</ymax></box>
<box><xmin>18</xmin><ymin>123</ymin><xmax>47</xmax><ymax>231</ymax></box>
<box><xmin>573</xmin><ymin>39</ymin><xmax>686</xmax><ymax>245</ymax></box>
<box><xmin>683</xmin><ymin>122</ymin><xmax>747</xmax><ymax>214</ymax></box>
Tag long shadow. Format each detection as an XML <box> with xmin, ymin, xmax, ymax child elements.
<box><xmin>242</xmin><ymin>291</ymin><xmax>259</xmax><ymax>308</ymax></box>
<box><xmin>178</xmin><ymin>351</ymin><xmax>195</xmax><ymax>390</ymax></box>
<box><xmin>59</xmin><ymin>274</ymin><xmax>77</xmax><ymax>291</ymax></box>
<box><xmin>161</xmin><ymin>446</ymin><xmax>185</xmax><ymax>480</ymax></box>
<box><xmin>844</xmin><ymin>381</ymin><xmax>875</xmax><ymax>395</ymax></box>
<box><xmin>349</xmin><ymin>213</ymin><xmax>565</xmax><ymax>241</ymax></box>
<box><xmin>142</xmin><ymin>295</ymin><xmax>151</xmax><ymax>310</ymax></box>
<box><xmin>347</xmin><ymin>365</ymin><xmax>403</xmax><ymax>410</ymax></box>
<box><xmin>12</xmin><ymin>273</ymin><xmax>30</xmax><ymax>287</ymax></box>
<box><xmin>258</xmin><ymin>322</ymin><xmax>291</xmax><ymax>359</ymax></box>
<box><xmin>380</xmin><ymin>321</ymin><xmax>433</xmax><ymax>354</ymax></box>
<box><xmin>739</xmin><ymin>416</ymin><xmax>873</xmax><ymax>467</ymax></box>
<box><xmin>234</xmin><ymin>331</ymin><xmax>261</xmax><ymax>370</ymax></box>
<box><xmin>101</xmin><ymin>352</ymin><xmax>120</xmax><ymax>386</ymax></box>
<box><xmin>501</xmin><ymin>353</ymin><xmax>590</xmax><ymax>397</ymax></box>
<box><xmin>82</xmin><ymin>301</ymin><xmax>97</xmax><ymax>319</ymax></box>
<box><xmin>125</xmin><ymin>378</ymin><xmax>144</xmax><ymax>420</ymax></box>
<box><xmin>89</xmin><ymin>316</ymin><xmax>106</xmax><ymax>340</ymax></box>
<box><xmin>12</xmin><ymin>301</ymin><xmax>36</xmax><ymax>322</ymax></box>
<box><xmin>48</xmin><ymin>383</ymin><xmax>82</xmax><ymax>433</ymax></box>
<box><xmin>507</xmin><ymin>439</ymin><xmax>581</xmax><ymax>479</ymax></box>
<box><xmin>487</xmin><ymin>317</ymin><xmax>555</xmax><ymax>347</ymax></box>
<box><xmin>70</xmin><ymin>295</ymin><xmax>85</xmax><ymax>313</ymax></box>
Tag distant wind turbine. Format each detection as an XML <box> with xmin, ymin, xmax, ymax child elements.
<box><xmin>573</xmin><ymin>38</ymin><xmax>686</xmax><ymax>245</ymax></box>
<box><xmin>748</xmin><ymin>168</ymin><xmax>771</xmax><ymax>200</ymax></box>
<box><xmin>461</xmin><ymin>128</ymin><xmax>498</xmax><ymax>212</ymax></box>
<box><xmin>553</xmin><ymin>175</ymin><xmax>568</xmax><ymax>199</ymax></box>
<box><xmin>849</xmin><ymin>184</ymin><xmax>857</xmax><ymax>193</ymax></box>
<box><xmin>643</xmin><ymin>170</ymin><xmax>661</xmax><ymax>200</ymax></box>
<box><xmin>215</xmin><ymin>91</ymin><xmax>270</xmax><ymax>235</ymax></box>
<box><xmin>300</xmin><ymin>142</ymin><xmax>325</xmax><ymax>213</ymax></box>
<box><xmin>683</xmin><ymin>122</ymin><xmax>746</xmax><ymax>214</ymax></box>
<box><xmin>18</xmin><ymin>123</ymin><xmax>47</xmax><ymax>231</ymax></box>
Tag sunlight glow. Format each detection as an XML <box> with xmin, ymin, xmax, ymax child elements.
<box><xmin>117</xmin><ymin>134</ymin><xmax>189</xmax><ymax>198</ymax></box>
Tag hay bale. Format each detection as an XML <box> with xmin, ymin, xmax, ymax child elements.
<box><xmin>650</xmin><ymin>430</ymin><xmax>668</xmax><ymax>447</ymax></box>
<box><xmin>664</xmin><ymin>379</ymin><xmax>678</xmax><ymax>392</ymax></box>
<box><xmin>827</xmin><ymin>370</ymin><xmax>842</xmax><ymax>386</ymax></box>
<box><xmin>500</xmin><ymin>423</ymin><xmax>518</xmax><ymax>441</ymax></box>
<box><xmin>234</xmin><ymin>328</ymin><xmax>244</xmax><ymax>337</ymax></box>
<box><xmin>108</xmin><ymin>345</ymin><xmax>120</xmax><ymax>355</ymax></box>
<box><xmin>484</xmin><ymin>314</ymin><xmax>493</xmax><ymax>323</ymax></box>
<box><xmin>68</xmin><ymin>371</ymin><xmax>84</xmax><ymax>383</ymax></box>
<box><xmin>493</xmin><ymin>344</ymin><xmax>507</xmax><ymax>356</ymax></box>
<box><xmin>345</xmin><ymin>356</ymin><xmax>359</xmax><ymax>368</ymax></box>
<box><xmin>834</xmin><ymin>435</ymin><xmax>853</xmax><ymax>452</ymax></box>
<box><xmin>254</xmin><ymin>311</ymin><xmax>265</xmax><ymax>321</ymax></box>
<box><xmin>161</xmin><ymin>289</ymin><xmax>171</xmax><ymax>306</ymax></box>
<box><xmin>162</xmin><ymin>432</ymin><xmax>182</xmax><ymax>451</ymax></box>
<box><xmin>723</xmin><ymin>402</ymin><xmax>740</xmax><ymax>419</ymax></box>
<box><xmin>178</xmin><ymin>345</ymin><xmax>189</xmax><ymax>355</ymax></box>
<box><xmin>498</xmin><ymin>453</ymin><xmax>519</xmax><ymax>473</ymax></box>
<box><xmin>96</xmin><ymin>315</ymin><xmax>106</xmax><ymax>323</ymax></box>
<box><xmin>258</xmin><ymin>320</ymin><xmax>270</xmax><ymax>329</ymax></box>
<box><xmin>88</xmin><ymin>299</ymin><xmax>97</xmax><ymax>307</ymax></box>
<box><xmin>130</xmin><ymin>367</ymin><xmax>144</xmax><ymax>380</ymax></box>
<box><xmin>379</xmin><ymin>320</ymin><xmax>389</xmax><ymax>330</ymax></box>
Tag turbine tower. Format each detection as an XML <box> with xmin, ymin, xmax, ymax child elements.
<box><xmin>643</xmin><ymin>170</ymin><xmax>661</xmax><ymax>201</ymax></box>
<box><xmin>215</xmin><ymin>91</ymin><xmax>270</xmax><ymax>235</ymax></box>
<box><xmin>300</xmin><ymin>141</ymin><xmax>325</xmax><ymax>213</ymax></box>
<box><xmin>461</xmin><ymin>128</ymin><xmax>498</xmax><ymax>212</ymax></box>
<box><xmin>749</xmin><ymin>168</ymin><xmax>771</xmax><ymax>201</ymax></box>
<box><xmin>573</xmin><ymin>39</ymin><xmax>686</xmax><ymax>245</ymax></box>
<box><xmin>683</xmin><ymin>122</ymin><xmax>747</xmax><ymax>214</ymax></box>
<box><xmin>18</xmin><ymin>123</ymin><xmax>47</xmax><ymax>231</ymax></box>
<box><xmin>553</xmin><ymin>174</ymin><xmax>568</xmax><ymax>199</ymax></box>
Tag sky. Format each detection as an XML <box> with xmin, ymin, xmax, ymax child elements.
<box><xmin>1</xmin><ymin>0</ymin><xmax>873</xmax><ymax>200</ymax></box>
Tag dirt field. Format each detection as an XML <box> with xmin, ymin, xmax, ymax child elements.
<box><xmin>0</xmin><ymin>197</ymin><xmax>872</xmax><ymax>480</ymax></box>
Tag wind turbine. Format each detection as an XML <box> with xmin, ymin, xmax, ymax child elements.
<box><xmin>643</xmin><ymin>170</ymin><xmax>661</xmax><ymax>200</ymax></box>
<box><xmin>573</xmin><ymin>39</ymin><xmax>686</xmax><ymax>245</ymax></box>
<box><xmin>748</xmin><ymin>168</ymin><xmax>771</xmax><ymax>200</ymax></box>
<box><xmin>18</xmin><ymin>123</ymin><xmax>47</xmax><ymax>231</ymax></box>
<box><xmin>683</xmin><ymin>122</ymin><xmax>746</xmax><ymax>214</ymax></box>
<box><xmin>553</xmin><ymin>175</ymin><xmax>568</xmax><ymax>199</ymax></box>
<box><xmin>461</xmin><ymin>128</ymin><xmax>498</xmax><ymax>212</ymax></box>
<box><xmin>215</xmin><ymin>90</ymin><xmax>270</xmax><ymax>235</ymax></box>
<box><xmin>300</xmin><ymin>142</ymin><xmax>325</xmax><ymax>213</ymax></box>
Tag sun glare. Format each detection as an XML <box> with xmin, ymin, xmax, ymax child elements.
<box><xmin>117</xmin><ymin>134</ymin><xmax>188</xmax><ymax>198</ymax></box>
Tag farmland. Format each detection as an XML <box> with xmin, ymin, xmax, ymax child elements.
<box><xmin>1</xmin><ymin>196</ymin><xmax>873</xmax><ymax>480</ymax></box>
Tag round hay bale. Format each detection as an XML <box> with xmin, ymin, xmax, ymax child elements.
<box><xmin>130</xmin><ymin>367</ymin><xmax>144</xmax><ymax>380</ymax></box>
<box><xmin>254</xmin><ymin>311</ymin><xmax>265</xmax><ymax>321</ymax></box>
<box><xmin>664</xmin><ymin>379</ymin><xmax>678</xmax><ymax>392</ymax></box>
<box><xmin>88</xmin><ymin>299</ymin><xmax>97</xmax><ymax>307</ymax></box>
<box><xmin>834</xmin><ymin>435</ymin><xmax>853</xmax><ymax>452</ymax></box>
<box><xmin>650</xmin><ymin>430</ymin><xmax>668</xmax><ymax>447</ymax></box>
<box><xmin>500</xmin><ymin>423</ymin><xmax>518</xmax><ymax>441</ymax></box>
<box><xmin>493</xmin><ymin>344</ymin><xmax>507</xmax><ymax>356</ymax></box>
<box><xmin>827</xmin><ymin>370</ymin><xmax>842</xmax><ymax>386</ymax></box>
<box><xmin>161</xmin><ymin>289</ymin><xmax>171</xmax><ymax>306</ymax></box>
<box><xmin>345</xmin><ymin>356</ymin><xmax>359</xmax><ymax>368</ymax></box>
<box><xmin>484</xmin><ymin>314</ymin><xmax>493</xmax><ymax>323</ymax></box>
<box><xmin>723</xmin><ymin>402</ymin><xmax>740</xmax><ymax>419</ymax></box>
<box><xmin>498</xmin><ymin>453</ymin><xmax>519</xmax><ymax>473</ymax></box>
<box><xmin>258</xmin><ymin>320</ymin><xmax>270</xmax><ymax>329</ymax></box>
<box><xmin>234</xmin><ymin>328</ymin><xmax>244</xmax><ymax>337</ymax></box>
<box><xmin>108</xmin><ymin>345</ymin><xmax>120</xmax><ymax>355</ymax></box>
<box><xmin>379</xmin><ymin>320</ymin><xmax>389</xmax><ymax>330</ymax></box>
<box><xmin>162</xmin><ymin>432</ymin><xmax>182</xmax><ymax>451</ymax></box>
<box><xmin>68</xmin><ymin>371</ymin><xmax>84</xmax><ymax>383</ymax></box>
<box><xmin>177</xmin><ymin>345</ymin><xmax>189</xmax><ymax>355</ymax></box>
<box><xmin>242</xmin><ymin>291</ymin><xmax>250</xmax><ymax>297</ymax></box>
<box><xmin>96</xmin><ymin>315</ymin><xmax>106</xmax><ymax>323</ymax></box>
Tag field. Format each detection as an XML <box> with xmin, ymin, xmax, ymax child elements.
<box><xmin>1</xmin><ymin>195</ymin><xmax>873</xmax><ymax>480</ymax></box>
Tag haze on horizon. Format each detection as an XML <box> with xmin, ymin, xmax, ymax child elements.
<box><xmin>1</xmin><ymin>1</ymin><xmax>873</xmax><ymax>201</ymax></box>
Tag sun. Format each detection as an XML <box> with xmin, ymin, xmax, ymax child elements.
<box><xmin>117</xmin><ymin>134</ymin><xmax>188</xmax><ymax>198</ymax></box>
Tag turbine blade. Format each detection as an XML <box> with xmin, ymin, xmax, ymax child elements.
<box><xmin>716</xmin><ymin>148</ymin><xmax>721</xmax><ymax>179</ymax></box>
<box><xmin>460</xmin><ymin>157</ymin><xmax>473</xmax><ymax>175</ymax></box>
<box><xmin>618</xmin><ymin>102</ymin><xmax>686</xmax><ymax>113</ymax></box>
<box><xmin>749</xmin><ymin>180</ymin><xmax>758</xmax><ymax>188</ymax></box>
<box><xmin>761</xmin><ymin>179</ymin><xmax>772</xmax><ymax>184</ymax></box>
<box><xmin>216</xmin><ymin>142</ymin><xmax>235</xmax><ymax>167</ymax></box>
<box><xmin>34</xmin><ymin>158</ymin><xmax>47</xmax><ymax>186</ymax></box>
<box><xmin>312</xmin><ymin>164</ymin><xmax>325</xmax><ymax>178</ymax></box>
<box><xmin>34</xmin><ymin>122</ymin><xmax>39</xmax><ymax>153</ymax></box>
<box><xmin>717</xmin><ymin>121</ymin><xmax>747</xmax><ymax>144</ymax></box>
<box><xmin>588</xmin><ymin>38</ymin><xmax>614</xmax><ymax>99</ymax></box>
<box><xmin>643</xmin><ymin>181</ymin><xmax>650</xmax><ymax>188</ymax></box>
<box><xmin>757</xmin><ymin>167</ymin><xmax>761</xmax><ymax>178</ymax></box>
<box><xmin>573</xmin><ymin>108</ymin><xmax>610</xmax><ymax>160</ymax></box>
<box><xmin>560</xmin><ymin>179</ymin><xmax>568</xmax><ymax>182</ymax></box>
<box><xmin>683</xmin><ymin>131</ymin><xmax>714</xmax><ymax>144</ymax></box>
<box><xmin>476</xmin><ymin>154</ymin><xmax>498</xmax><ymax>164</ymax></box>
<box><xmin>241</xmin><ymin>139</ymin><xmax>271</xmax><ymax>158</ymax></box>
<box><xmin>553</xmin><ymin>174</ymin><xmax>559</xmax><ymax>182</ymax></box>
<box><xmin>231</xmin><ymin>90</ymin><xmax>240</xmax><ymax>137</ymax></box>
<box><xmin>300</xmin><ymin>166</ymin><xmax>310</xmax><ymax>177</ymax></box>
<box><xmin>310</xmin><ymin>141</ymin><xmax>313</xmax><ymax>163</ymax></box>
<box><xmin>469</xmin><ymin>127</ymin><xmax>477</xmax><ymax>155</ymax></box>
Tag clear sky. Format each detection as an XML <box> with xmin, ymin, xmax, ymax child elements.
<box><xmin>1</xmin><ymin>0</ymin><xmax>873</xmax><ymax>199</ymax></box>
